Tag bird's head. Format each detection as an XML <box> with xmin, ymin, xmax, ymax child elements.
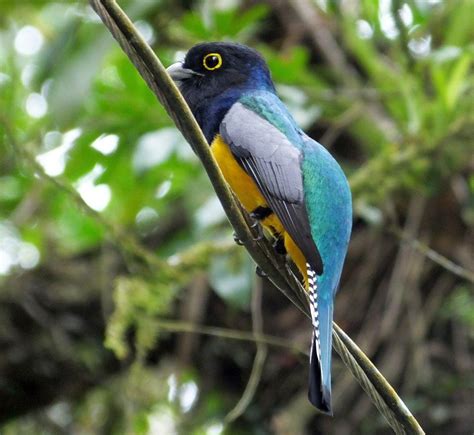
<box><xmin>167</xmin><ymin>42</ymin><xmax>275</xmax><ymax>96</ymax></box>
<box><xmin>167</xmin><ymin>43</ymin><xmax>275</xmax><ymax>140</ymax></box>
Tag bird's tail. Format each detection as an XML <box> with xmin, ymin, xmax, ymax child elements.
<box><xmin>307</xmin><ymin>263</ymin><xmax>333</xmax><ymax>415</ymax></box>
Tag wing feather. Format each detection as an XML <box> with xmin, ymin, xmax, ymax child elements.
<box><xmin>221</xmin><ymin>102</ymin><xmax>323</xmax><ymax>275</ymax></box>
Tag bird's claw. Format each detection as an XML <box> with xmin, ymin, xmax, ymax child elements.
<box><xmin>255</xmin><ymin>266</ymin><xmax>267</xmax><ymax>278</ymax></box>
<box><xmin>252</xmin><ymin>221</ymin><xmax>264</xmax><ymax>241</ymax></box>
<box><xmin>249</xmin><ymin>211</ymin><xmax>261</xmax><ymax>221</ymax></box>
<box><xmin>272</xmin><ymin>237</ymin><xmax>287</xmax><ymax>255</ymax></box>
<box><xmin>233</xmin><ymin>232</ymin><xmax>244</xmax><ymax>246</ymax></box>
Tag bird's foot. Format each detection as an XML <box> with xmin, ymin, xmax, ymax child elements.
<box><xmin>249</xmin><ymin>206</ymin><xmax>272</xmax><ymax>221</ymax></box>
<box><xmin>250</xmin><ymin>220</ymin><xmax>264</xmax><ymax>241</ymax></box>
<box><xmin>272</xmin><ymin>237</ymin><xmax>287</xmax><ymax>255</ymax></box>
<box><xmin>233</xmin><ymin>232</ymin><xmax>244</xmax><ymax>246</ymax></box>
<box><xmin>255</xmin><ymin>265</ymin><xmax>267</xmax><ymax>278</ymax></box>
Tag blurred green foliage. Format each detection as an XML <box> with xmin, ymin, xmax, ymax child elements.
<box><xmin>0</xmin><ymin>0</ymin><xmax>473</xmax><ymax>434</ymax></box>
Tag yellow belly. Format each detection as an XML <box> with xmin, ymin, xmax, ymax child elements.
<box><xmin>211</xmin><ymin>135</ymin><xmax>308</xmax><ymax>287</ymax></box>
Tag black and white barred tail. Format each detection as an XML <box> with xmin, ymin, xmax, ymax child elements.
<box><xmin>307</xmin><ymin>262</ymin><xmax>332</xmax><ymax>414</ymax></box>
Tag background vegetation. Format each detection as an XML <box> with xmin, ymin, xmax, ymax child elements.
<box><xmin>0</xmin><ymin>0</ymin><xmax>472</xmax><ymax>434</ymax></box>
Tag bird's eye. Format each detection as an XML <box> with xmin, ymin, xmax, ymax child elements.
<box><xmin>203</xmin><ymin>53</ymin><xmax>222</xmax><ymax>71</ymax></box>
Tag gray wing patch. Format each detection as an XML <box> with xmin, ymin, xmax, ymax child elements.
<box><xmin>221</xmin><ymin>103</ymin><xmax>323</xmax><ymax>275</ymax></box>
<box><xmin>222</xmin><ymin>103</ymin><xmax>303</xmax><ymax>203</ymax></box>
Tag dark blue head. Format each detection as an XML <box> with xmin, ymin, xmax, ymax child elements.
<box><xmin>167</xmin><ymin>42</ymin><xmax>276</xmax><ymax>141</ymax></box>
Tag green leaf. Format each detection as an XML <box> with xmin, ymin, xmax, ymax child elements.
<box><xmin>446</xmin><ymin>54</ymin><xmax>471</xmax><ymax>110</ymax></box>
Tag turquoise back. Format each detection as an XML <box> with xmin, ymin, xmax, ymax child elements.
<box><xmin>241</xmin><ymin>91</ymin><xmax>352</xmax><ymax>300</ymax></box>
<box><xmin>301</xmin><ymin>140</ymin><xmax>352</xmax><ymax>301</ymax></box>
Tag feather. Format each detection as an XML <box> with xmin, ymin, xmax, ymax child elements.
<box><xmin>220</xmin><ymin>101</ymin><xmax>323</xmax><ymax>274</ymax></box>
<box><xmin>307</xmin><ymin>263</ymin><xmax>333</xmax><ymax>414</ymax></box>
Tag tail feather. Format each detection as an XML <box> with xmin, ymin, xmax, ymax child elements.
<box><xmin>309</xmin><ymin>332</ymin><xmax>332</xmax><ymax>413</ymax></box>
<box><xmin>307</xmin><ymin>263</ymin><xmax>333</xmax><ymax>415</ymax></box>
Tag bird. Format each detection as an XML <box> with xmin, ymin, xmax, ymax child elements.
<box><xmin>167</xmin><ymin>42</ymin><xmax>352</xmax><ymax>414</ymax></box>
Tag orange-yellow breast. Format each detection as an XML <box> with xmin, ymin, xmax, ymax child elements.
<box><xmin>211</xmin><ymin>134</ymin><xmax>309</xmax><ymax>287</ymax></box>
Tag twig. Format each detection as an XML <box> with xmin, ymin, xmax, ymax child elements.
<box><xmin>225</xmin><ymin>276</ymin><xmax>268</xmax><ymax>422</ymax></box>
<box><xmin>355</xmin><ymin>203</ymin><xmax>474</xmax><ymax>284</ymax></box>
<box><xmin>154</xmin><ymin>319</ymin><xmax>306</xmax><ymax>355</ymax></box>
<box><xmin>176</xmin><ymin>273</ymin><xmax>210</xmax><ymax>364</ymax></box>
<box><xmin>381</xmin><ymin>197</ymin><xmax>426</xmax><ymax>338</ymax></box>
<box><xmin>289</xmin><ymin>0</ymin><xmax>359</xmax><ymax>83</ymax></box>
<box><xmin>389</xmin><ymin>226</ymin><xmax>474</xmax><ymax>284</ymax></box>
<box><xmin>90</xmin><ymin>1</ymin><xmax>424</xmax><ymax>433</ymax></box>
<box><xmin>320</xmin><ymin>103</ymin><xmax>363</xmax><ymax>148</ymax></box>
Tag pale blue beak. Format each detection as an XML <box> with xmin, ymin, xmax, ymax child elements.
<box><xmin>166</xmin><ymin>62</ymin><xmax>202</xmax><ymax>82</ymax></box>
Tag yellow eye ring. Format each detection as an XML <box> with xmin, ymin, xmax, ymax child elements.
<box><xmin>203</xmin><ymin>53</ymin><xmax>222</xmax><ymax>71</ymax></box>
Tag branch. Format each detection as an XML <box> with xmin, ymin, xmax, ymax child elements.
<box><xmin>89</xmin><ymin>0</ymin><xmax>308</xmax><ymax>316</ymax></box>
<box><xmin>90</xmin><ymin>1</ymin><xmax>425</xmax><ymax>433</ymax></box>
<box><xmin>289</xmin><ymin>0</ymin><xmax>360</xmax><ymax>83</ymax></box>
<box><xmin>225</xmin><ymin>276</ymin><xmax>268</xmax><ymax>422</ymax></box>
<box><xmin>154</xmin><ymin>319</ymin><xmax>305</xmax><ymax>355</ymax></box>
<box><xmin>389</xmin><ymin>226</ymin><xmax>474</xmax><ymax>284</ymax></box>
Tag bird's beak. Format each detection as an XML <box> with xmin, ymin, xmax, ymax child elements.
<box><xmin>166</xmin><ymin>62</ymin><xmax>201</xmax><ymax>82</ymax></box>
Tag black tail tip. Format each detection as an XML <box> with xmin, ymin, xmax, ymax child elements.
<box><xmin>308</xmin><ymin>384</ymin><xmax>333</xmax><ymax>416</ymax></box>
<box><xmin>308</xmin><ymin>344</ymin><xmax>333</xmax><ymax>415</ymax></box>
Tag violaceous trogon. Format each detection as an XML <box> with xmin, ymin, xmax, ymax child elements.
<box><xmin>167</xmin><ymin>42</ymin><xmax>352</xmax><ymax>414</ymax></box>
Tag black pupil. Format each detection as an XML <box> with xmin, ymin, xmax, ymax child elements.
<box><xmin>206</xmin><ymin>55</ymin><xmax>219</xmax><ymax>68</ymax></box>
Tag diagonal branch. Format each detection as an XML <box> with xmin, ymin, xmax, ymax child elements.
<box><xmin>389</xmin><ymin>226</ymin><xmax>474</xmax><ymax>284</ymax></box>
<box><xmin>89</xmin><ymin>0</ymin><xmax>308</xmax><ymax>316</ymax></box>
<box><xmin>89</xmin><ymin>1</ymin><xmax>424</xmax><ymax>433</ymax></box>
